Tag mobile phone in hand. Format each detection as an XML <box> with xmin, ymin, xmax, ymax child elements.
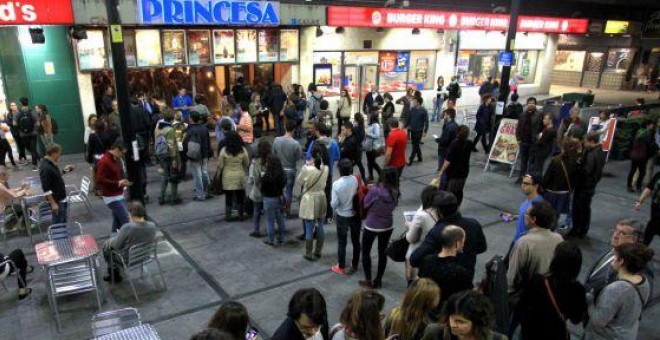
<box><xmin>500</xmin><ymin>213</ymin><xmax>512</xmax><ymax>223</ymax></box>
<box><xmin>245</xmin><ymin>327</ymin><xmax>259</xmax><ymax>340</ymax></box>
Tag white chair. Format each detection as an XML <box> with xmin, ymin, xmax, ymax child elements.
<box><xmin>111</xmin><ymin>240</ymin><xmax>167</xmax><ymax>302</ymax></box>
<box><xmin>47</xmin><ymin>222</ymin><xmax>84</xmax><ymax>241</ymax></box>
<box><xmin>66</xmin><ymin>176</ymin><xmax>93</xmax><ymax>215</ymax></box>
<box><xmin>91</xmin><ymin>307</ymin><xmax>141</xmax><ymax>337</ymax></box>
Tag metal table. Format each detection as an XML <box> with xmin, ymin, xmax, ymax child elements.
<box><xmin>35</xmin><ymin>234</ymin><xmax>100</xmax><ymax>266</ymax></box>
<box><xmin>95</xmin><ymin>324</ymin><xmax>161</xmax><ymax>340</ymax></box>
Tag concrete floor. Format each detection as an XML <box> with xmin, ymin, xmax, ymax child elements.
<box><xmin>1</xmin><ymin>87</ymin><xmax>659</xmax><ymax>340</ymax></box>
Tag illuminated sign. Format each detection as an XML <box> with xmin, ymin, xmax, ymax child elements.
<box><xmin>0</xmin><ymin>0</ymin><xmax>74</xmax><ymax>25</ymax></box>
<box><xmin>138</xmin><ymin>0</ymin><xmax>280</xmax><ymax>25</ymax></box>
<box><xmin>327</xmin><ymin>6</ymin><xmax>589</xmax><ymax>34</ymax></box>
<box><xmin>604</xmin><ymin>20</ymin><xmax>630</xmax><ymax>34</ymax></box>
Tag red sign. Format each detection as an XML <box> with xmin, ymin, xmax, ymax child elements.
<box><xmin>379</xmin><ymin>52</ymin><xmax>396</xmax><ymax>72</ymax></box>
<box><xmin>0</xmin><ymin>0</ymin><xmax>74</xmax><ymax>25</ymax></box>
<box><xmin>327</xmin><ymin>6</ymin><xmax>589</xmax><ymax>34</ymax></box>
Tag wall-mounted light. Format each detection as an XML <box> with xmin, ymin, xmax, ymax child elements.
<box><xmin>500</xmin><ymin>31</ymin><xmax>506</xmax><ymax>36</ymax></box>
<box><xmin>70</xmin><ymin>25</ymin><xmax>87</xmax><ymax>40</ymax></box>
<box><xmin>523</xmin><ymin>32</ymin><xmax>529</xmax><ymax>36</ymax></box>
<box><xmin>316</xmin><ymin>26</ymin><xmax>323</xmax><ymax>37</ymax></box>
<box><xmin>29</xmin><ymin>27</ymin><xmax>45</xmax><ymax>44</ymax></box>
<box><xmin>335</xmin><ymin>27</ymin><xmax>345</xmax><ymax>34</ymax></box>
<box><xmin>437</xmin><ymin>29</ymin><xmax>444</xmax><ymax>34</ymax></box>
<box><xmin>376</xmin><ymin>27</ymin><xmax>385</xmax><ymax>33</ymax></box>
<box><xmin>412</xmin><ymin>28</ymin><xmax>420</xmax><ymax>35</ymax></box>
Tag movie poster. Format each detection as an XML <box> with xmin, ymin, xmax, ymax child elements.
<box><xmin>163</xmin><ymin>30</ymin><xmax>186</xmax><ymax>65</ymax></box>
<box><xmin>123</xmin><ymin>30</ymin><xmax>137</xmax><ymax>67</ymax></box>
<box><xmin>187</xmin><ymin>30</ymin><xmax>211</xmax><ymax>65</ymax></box>
<box><xmin>279</xmin><ymin>29</ymin><xmax>299</xmax><ymax>62</ymax></box>
<box><xmin>76</xmin><ymin>30</ymin><xmax>107</xmax><ymax>70</ymax></box>
<box><xmin>213</xmin><ymin>29</ymin><xmax>235</xmax><ymax>64</ymax></box>
<box><xmin>136</xmin><ymin>30</ymin><xmax>162</xmax><ymax>67</ymax></box>
<box><xmin>236</xmin><ymin>29</ymin><xmax>257</xmax><ymax>63</ymax></box>
<box><xmin>258</xmin><ymin>30</ymin><xmax>279</xmax><ymax>62</ymax></box>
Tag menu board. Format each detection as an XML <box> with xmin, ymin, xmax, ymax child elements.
<box><xmin>76</xmin><ymin>30</ymin><xmax>107</xmax><ymax>70</ymax></box>
<box><xmin>163</xmin><ymin>30</ymin><xmax>186</xmax><ymax>65</ymax></box>
<box><xmin>187</xmin><ymin>30</ymin><xmax>211</xmax><ymax>65</ymax></box>
<box><xmin>314</xmin><ymin>64</ymin><xmax>333</xmax><ymax>86</ymax></box>
<box><xmin>123</xmin><ymin>30</ymin><xmax>137</xmax><ymax>67</ymax></box>
<box><xmin>258</xmin><ymin>30</ymin><xmax>279</xmax><ymax>62</ymax></box>
<box><xmin>213</xmin><ymin>29</ymin><xmax>235</xmax><ymax>64</ymax></box>
<box><xmin>279</xmin><ymin>29</ymin><xmax>299</xmax><ymax>62</ymax></box>
<box><xmin>236</xmin><ymin>29</ymin><xmax>257</xmax><ymax>63</ymax></box>
<box><xmin>135</xmin><ymin>30</ymin><xmax>162</xmax><ymax>67</ymax></box>
<box><xmin>554</xmin><ymin>50</ymin><xmax>586</xmax><ymax>72</ymax></box>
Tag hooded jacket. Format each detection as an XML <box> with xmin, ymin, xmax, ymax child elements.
<box><xmin>363</xmin><ymin>184</ymin><xmax>399</xmax><ymax>231</ymax></box>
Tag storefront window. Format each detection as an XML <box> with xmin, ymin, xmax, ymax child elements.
<box><xmin>76</xmin><ymin>30</ymin><xmax>108</xmax><ymax>70</ymax></box>
<box><xmin>194</xmin><ymin>66</ymin><xmax>219</xmax><ymax>112</ymax></box>
<box><xmin>313</xmin><ymin>52</ymin><xmax>342</xmax><ymax>96</ymax></box>
<box><xmin>344</xmin><ymin>52</ymin><xmax>379</xmax><ymax>65</ymax></box>
<box><xmin>553</xmin><ymin>50</ymin><xmax>586</xmax><ymax>72</ymax></box>
<box><xmin>378</xmin><ymin>51</ymin><xmax>409</xmax><ymax>92</ymax></box>
<box><xmin>604</xmin><ymin>48</ymin><xmax>635</xmax><ymax>73</ymax></box>
<box><xmin>408</xmin><ymin>51</ymin><xmax>436</xmax><ymax>90</ymax></box>
<box><xmin>457</xmin><ymin>50</ymin><xmax>498</xmax><ymax>86</ymax></box>
<box><xmin>123</xmin><ymin>30</ymin><xmax>137</xmax><ymax>67</ymax></box>
<box><xmin>586</xmin><ymin>52</ymin><xmax>604</xmax><ymax>72</ymax></box>
<box><xmin>511</xmin><ymin>51</ymin><xmax>539</xmax><ymax>84</ymax></box>
<box><xmin>135</xmin><ymin>30</ymin><xmax>162</xmax><ymax>67</ymax></box>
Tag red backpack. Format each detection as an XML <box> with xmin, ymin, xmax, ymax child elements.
<box><xmin>352</xmin><ymin>175</ymin><xmax>369</xmax><ymax>220</ymax></box>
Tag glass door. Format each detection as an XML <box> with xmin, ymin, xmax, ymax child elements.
<box><xmin>343</xmin><ymin>64</ymin><xmax>379</xmax><ymax>114</ymax></box>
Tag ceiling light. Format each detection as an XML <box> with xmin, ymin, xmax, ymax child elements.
<box><xmin>335</xmin><ymin>27</ymin><xmax>345</xmax><ymax>34</ymax></box>
<box><xmin>412</xmin><ymin>28</ymin><xmax>420</xmax><ymax>35</ymax></box>
<box><xmin>29</xmin><ymin>27</ymin><xmax>45</xmax><ymax>44</ymax></box>
<box><xmin>376</xmin><ymin>27</ymin><xmax>385</xmax><ymax>33</ymax></box>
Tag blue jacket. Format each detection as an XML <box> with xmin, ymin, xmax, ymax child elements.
<box><xmin>305</xmin><ymin>137</ymin><xmax>340</xmax><ymax>173</ymax></box>
<box><xmin>436</xmin><ymin>120</ymin><xmax>458</xmax><ymax>156</ymax></box>
<box><xmin>475</xmin><ymin>103</ymin><xmax>494</xmax><ymax>134</ymax></box>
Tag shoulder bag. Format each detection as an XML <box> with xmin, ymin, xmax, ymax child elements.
<box><xmin>543</xmin><ymin>276</ymin><xmax>569</xmax><ymax>340</ymax></box>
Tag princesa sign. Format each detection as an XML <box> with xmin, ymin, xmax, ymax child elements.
<box><xmin>138</xmin><ymin>0</ymin><xmax>280</xmax><ymax>25</ymax></box>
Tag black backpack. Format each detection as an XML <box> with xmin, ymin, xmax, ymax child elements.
<box><xmin>18</xmin><ymin>110</ymin><xmax>35</xmax><ymax>133</ymax></box>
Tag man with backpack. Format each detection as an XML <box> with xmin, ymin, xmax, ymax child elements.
<box><xmin>154</xmin><ymin>110</ymin><xmax>181</xmax><ymax>205</ymax></box>
<box><xmin>330</xmin><ymin>159</ymin><xmax>361</xmax><ymax>276</ymax></box>
<box><xmin>183</xmin><ymin>111</ymin><xmax>212</xmax><ymax>201</ymax></box>
<box><xmin>307</xmin><ymin>84</ymin><xmax>323</xmax><ymax>121</ymax></box>
<box><xmin>17</xmin><ymin>97</ymin><xmax>39</xmax><ymax>170</ymax></box>
<box><xmin>446</xmin><ymin>76</ymin><xmax>462</xmax><ymax>106</ymax></box>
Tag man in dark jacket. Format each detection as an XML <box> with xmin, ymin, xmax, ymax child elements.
<box><xmin>363</xmin><ymin>85</ymin><xmax>384</xmax><ymax>115</ymax></box>
<box><xmin>478</xmin><ymin>77</ymin><xmax>493</xmax><ymax>98</ymax></box>
<box><xmin>408</xmin><ymin>96</ymin><xmax>429</xmax><ymax>165</ymax></box>
<box><xmin>515</xmin><ymin>97</ymin><xmax>542</xmax><ymax>182</ymax></box>
<box><xmin>184</xmin><ymin>111</ymin><xmax>212</xmax><ymax>201</ymax></box>
<box><xmin>503</xmin><ymin>93</ymin><xmax>523</xmax><ymax>120</ymax></box>
<box><xmin>568</xmin><ymin>132</ymin><xmax>606</xmax><ymax>238</ymax></box>
<box><xmin>130</xmin><ymin>97</ymin><xmax>152</xmax><ymax>203</ymax></box>
<box><xmin>338</xmin><ymin>122</ymin><xmax>359</xmax><ymax>165</ymax></box>
<box><xmin>411</xmin><ymin>191</ymin><xmax>487</xmax><ymax>280</ymax></box>
<box><xmin>265</xmin><ymin>83</ymin><xmax>287</xmax><ymax>135</ymax></box>
<box><xmin>446</xmin><ymin>76</ymin><xmax>461</xmax><ymax>105</ymax></box>
<box><xmin>232</xmin><ymin>77</ymin><xmax>251</xmax><ymax>105</ymax></box>
<box><xmin>435</xmin><ymin>107</ymin><xmax>458</xmax><ymax>171</ymax></box>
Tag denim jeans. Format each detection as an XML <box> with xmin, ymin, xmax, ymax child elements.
<box><xmin>158</xmin><ymin>156</ymin><xmax>178</xmax><ymax>201</ymax></box>
<box><xmin>190</xmin><ymin>159</ymin><xmax>210</xmax><ymax>199</ymax></box>
<box><xmin>336</xmin><ymin>215</ymin><xmax>361</xmax><ymax>269</ymax></box>
<box><xmin>253</xmin><ymin>201</ymin><xmax>263</xmax><ymax>232</ymax></box>
<box><xmin>304</xmin><ymin>219</ymin><xmax>324</xmax><ymax>240</ymax></box>
<box><xmin>264</xmin><ymin>197</ymin><xmax>286</xmax><ymax>243</ymax></box>
<box><xmin>283</xmin><ymin>169</ymin><xmax>296</xmax><ymax>211</ymax></box>
<box><xmin>52</xmin><ymin>201</ymin><xmax>68</xmax><ymax>225</ymax></box>
<box><xmin>432</xmin><ymin>97</ymin><xmax>444</xmax><ymax>121</ymax></box>
<box><xmin>107</xmin><ymin>199</ymin><xmax>129</xmax><ymax>232</ymax></box>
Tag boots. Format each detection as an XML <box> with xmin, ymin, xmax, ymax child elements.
<box><xmin>314</xmin><ymin>238</ymin><xmax>324</xmax><ymax>259</ymax></box>
<box><xmin>303</xmin><ymin>240</ymin><xmax>316</xmax><ymax>261</ymax></box>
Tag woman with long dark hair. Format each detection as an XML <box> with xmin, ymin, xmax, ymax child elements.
<box><xmin>261</xmin><ymin>155</ymin><xmax>287</xmax><ymax>246</ymax></box>
<box><xmin>364</xmin><ymin>112</ymin><xmax>383</xmax><ymax>182</ymax></box>
<box><xmin>207</xmin><ymin>301</ymin><xmax>250</xmax><ymax>339</ymax></box>
<box><xmin>353</xmin><ymin>113</ymin><xmax>367</xmax><ymax>179</ymax></box>
<box><xmin>218</xmin><ymin>131</ymin><xmax>249</xmax><ymax>221</ymax></box>
<box><xmin>359</xmin><ymin>166</ymin><xmax>400</xmax><ymax>289</ymax></box>
<box><xmin>337</xmin><ymin>88</ymin><xmax>352</xmax><ymax>133</ymax></box>
<box><xmin>438</xmin><ymin>125</ymin><xmax>473</xmax><ymax>207</ymax></box>
<box><xmin>381</xmin><ymin>93</ymin><xmax>395</xmax><ymax>140</ymax></box>
<box><xmin>331</xmin><ymin>290</ymin><xmax>386</xmax><ymax>340</ymax></box>
<box><xmin>297</xmin><ymin>143</ymin><xmax>330</xmax><ymax>261</ymax></box>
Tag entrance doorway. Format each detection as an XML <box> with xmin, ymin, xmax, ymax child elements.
<box><xmin>343</xmin><ymin>64</ymin><xmax>379</xmax><ymax>113</ymax></box>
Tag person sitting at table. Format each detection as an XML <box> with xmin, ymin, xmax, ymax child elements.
<box><xmin>0</xmin><ymin>167</ymin><xmax>30</xmax><ymax>232</ymax></box>
<box><xmin>102</xmin><ymin>201</ymin><xmax>157</xmax><ymax>283</ymax></box>
<box><xmin>0</xmin><ymin>248</ymin><xmax>34</xmax><ymax>299</ymax></box>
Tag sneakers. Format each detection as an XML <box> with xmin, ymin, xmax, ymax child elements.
<box><xmin>263</xmin><ymin>239</ymin><xmax>275</xmax><ymax>247</ymax></box>
<box><xmin>249</xmin><ymin>231</ymin><xmax>265</xmax><ymax>238</ymax></box>
<box><xmin>331</xmin><ymin>265</ymin><xmax>346</xmax><ymax>275</ymax></box>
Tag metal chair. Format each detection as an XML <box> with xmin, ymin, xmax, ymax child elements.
<box><xmin>111</xmin><ymin>240</ymin><xmax>167</xmax><ymax>302</ymax></box>
<box><xmin>66</xmin><ymin>176</ymin><xmax>93</xmax><ymax>215</ymax></box>
<box><xmin>47</xmin><ymin>222</ymin><xmax>84</xmax><ymax>241</ymax></box>
<box><xmin>47</xmin><ymin>259</ymin><xmax>102</xmax><ymax>330</ymax></box>
<box><xmin>91</xmin><ymin>307</ymin><xmax>142</xmax><ymax>337</ymax></box>
<box><xmin>0</xmin><ymin>259</ymin><xmax>24</xmax><ymax>293</ymax></box>
<box><xmin>24</xmin><ymin>194</ymin><xmax>51</xmax><ymax>243</ymax></box>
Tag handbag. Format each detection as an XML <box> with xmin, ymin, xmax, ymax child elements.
<box><xmin>209</xmin><ymin>167</ymin><xmax>224</xmax><ymax>195</ymax></box>
<box><xmin>385</xmin><ymin>231</ymin><xmax>409</xmax><ymax>262</ymax></box>
<box><xmin>543</xmin><ymin>276</ymin><xmax>570</xmax><ymax>340</ymax></box>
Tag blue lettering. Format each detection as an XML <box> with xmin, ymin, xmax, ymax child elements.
<box><xmin>183</xmin><ymin>0</ymin><xmax>194</xmax><ymax>24</ymax></box>
<box><xmin>193</xmin><ymin>1</ymin><xmax>212</xmax><ymax>23</ymax></box>
<box><xmin>261</xmin><ymin>3</ymin><xmax>279</xmax><ymax>25</ymax></box>
<box><xmin>163</xmin><ymin>0</ymin><xmax>184</xmax><ymax>24</ymax></box>
<box><xmin>213</xmin><ymin>1</ymin><xmax>231</xmax><ymax>23</ymax></box>
<box><xmin>231</xmin><ymin>1</ymin><xmax>247</xmax><ymax>24</ymax></box>
<box><xmin>245</xmin><ymin>2</ymin><xmax>261</xmax><ymax>24</ymax></box>
<box><xmin>140</xmin><ymin>0</ymin><xmax>162</xmax><ymax>23</ymax></box>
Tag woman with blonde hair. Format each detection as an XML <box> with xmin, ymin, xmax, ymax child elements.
<box><xmin>385</xmin><ymin>278</ymin><xmax>440</xmax><ymax>340</ymax></box>
<box><xmin>331</xmin><ymin>289</ymin><xmax>385</xmax><ymax>340</ymax></box>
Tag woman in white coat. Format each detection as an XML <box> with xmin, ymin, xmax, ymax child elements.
<box><xmin>404</xmin><ymin>186</ymin><xmax>439</xmax><ymax>285</ymax></box>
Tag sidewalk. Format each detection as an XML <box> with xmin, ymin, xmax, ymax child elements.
<box><xmin>550</xmin><ymin>84</ymin><xmax>660</xmax><ymax>106</ymax></box>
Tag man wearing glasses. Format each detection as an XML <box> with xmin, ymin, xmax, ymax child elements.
<box><xmin>584</xmin><ymin>219</ymin><xmax>654</xmax><ymax>302</ymax></box>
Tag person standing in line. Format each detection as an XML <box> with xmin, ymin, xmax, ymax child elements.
<box><xmin>518</xmin><ymin>241</ymin><xmax>587</xmax><ymax>340</ymax></box>
<box><xmin>438</xmin><ymin>125</ymin><xmax>473</xmax><ymax>207</ymax></box>
<box><xmin>101</xmin><ymin>86</ymin><xmax>115</xmax><ymax>117</ymax></box>
<box><xmin>261</xmin><ymin>155</ymin><xmax>287</xmax><ymax>246</ymax></box>
<box><xmin>266</xmin><ymin>83</ymin><xmax>287</xmax><ymax>136</ymax></box>
<box><xmin>40</xmin><ymin>144</ymin><xmax>73</xmax><ymax>225</ymax></box>
<box><xmin>479</xmin><ymin>77</ymin><xmax>493</xmax><ymax>98</ymax></box>
<box><xmin>108</xmin><ymin>100</ymin><xmax>122</xmax><ymax>139</ymax></box>
<box><xmin>217</xmin><ymin>131</ymin><xmax>249</xmax><ymax>222</ymax></box>
<box><xmin>503</xmin><ymin>93</ymin><xmax>523</xmax><ymax>120</ymax></box>
<box><xmin>248</xmin><ymin>140</ymin><xmax>270</xmax><ymax>238</ymax></box>
<box><xmin>154</xmin><ymin>110</ymin><xmax>181</xmax><ymax>205</ymax></box>
<box><xmin>6</xmin><ymin>102</ymin><xmax>26</xmax><ymax>164</ymax></box>
<box><xmin>385</xmin><ymin>278</ymin><xmax>440</xmax><ymax>340</ymax></box>
<box><xmin>359</xmin><ymin>167</ymin><xmax>400</xmax><ymax>289</ymax></box>
<box><xmin>568</xmin><ymin>132</ymin><xmax>606</xmax><ymax>239</ymax></box>
<box><xmin>408</xmin><ymin>96</ymin><xmax>429</xmax><ymax>165</ymax></box>
<box><xmin>584</xmin><ymin>243</ymin><xmax>653</xmax><ymax>340</ymax></box>
<box><xmin>352</xmin><ymin>113</ymin><xmax>367</xmax><ymax>180</ymax></box>
<box><xmin>305</xmin><ymin>123</ymin><xmax>340</xmax><ymax>224</ymax></box>
<box><xmin>298</xmin><ymin>144</ymin><xmax>329</xmax><ymax>261</ymax></box>
<box><xmin>431</xmin><ymin>76</ymin><xmax>445</xmax><ymax>122</ymax></box>
<box><xmin>381</xmin><ymin>93</ymin><xmax>395</xmax><ymax>141</ymax></box>
<box><xmin>330</xmin><ymin>159</ymin><xmax>360</xmax><ymax>276</ymax></box>
<box><xmin>338</xmin><ymin>122</ymin><xmax>359</xmax><ymax>171</ymax></box>
<box><xmin>248</xmin><ymin>92</ymin><xmax>263</xmax><ymax>138</ymax></box>
<box><xmin>446</xmin><ymin>76</ymin><xmax>462</xmax><ymax>106</ymax></box>
<box><xmin>96</xmin><ymin>140</ymin><xmax>131</xmax><ymax>232</ymax></box>
<box><xmin>184</xmin><ymin>111</ymin><xmax>212</xmax><ymax>202</ymax></box>
<box><xmin>396</xmin><ymin>88</ymin><xmax>414</xmax><ymax>132</ymax></box>
<box><xmin>405</xmin><ymin>186</ymin><xmax>439</xmax><ymax>285</ymax></box>
<box><xmin>316</xmin><ymin>100</ymin><xmax>334</xmax><ymax>133</ymax></box>
<box><xmin>129</xmin><ymin>97</ymin><xmax>152</xmax><ymax>203</ymax></box>
<box><xmin>383</xmin><ymin>118</ymin><xmax>407</xmax><ymax>179</ymax></box>
<box><xmin>530</xmin><ymin>113</ymin><xmax>557</xmax><ymax>176</ymax></box>
<box><xmin>236</xmin><ymin>102</ymin><xmax>254</xmax><ymax>155</ymax></box>
<box><xmin>336</xmin><ymin>88</ymin><xmax>352</xmax><ymax>133</ymax></box>
<box><xmin>364</xmin><ymin>112</ymin><xmax>383</xmax><ymax>183</ymax></box>
<box><xmin>171</xmin><ymin>87</ymin><xmax>193</xmax><ymax>122</ymax></box>
<box><xmin>435</xmin><ymin>105</ymin><xmax>458</xmax><ymax>172</ymax></box>
<box><xmin>273</xmin><ymin>120</ymin><xmax>302</xmax><ymax>218</ymax></box>
<box><xmin>363</xmin><ymin>85</ymin><xmax>384</xmax><ymax>115</ymax></box>
<box><xmin>307</xmin><ymin>83</ymin><xmax>323</xmax><ymax>121</ymax></box>
<box><xmin>516</xmin><ymin>97</ymin><xmax>542</xmax><ymax>181</ymax></box>
<box><xmin>628</xmin><ymin>119</ymin><xmax>657</xmax><ymax>192</ymax></box>
<box><xmin>473</xmin><ymin>95</ymin><xmax>493</xmax><ymax>154</ymax></box>
<box><xmin>17</xmin><ymin>97</ymin><xmax>39</xmax><ymax>170</ymax></box>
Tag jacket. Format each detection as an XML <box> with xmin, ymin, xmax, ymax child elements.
<box><xmin>475</xmin><ymin>103</ymin><xmax>494</xmax><ymax>134</ymax></box>
<box><xmin>382</xmin><ymin>102</ymin><xmax>395</xmax><ymax>122</ymax></box>
<box><xmin>576</xmin><ymin>145</ymin><xmax>606</xmax><ymax>190</ymax></box>
<box><xmin>264</xmin><ymin>85</ymin><xmax>287</xmax><ymax>116</ymax></box>
<box><xmin>410</xmin><ymin>213</ymin><xmax>487</xmax><ymax>280</ymax></box>
<box><xmin>584</xmin><ymin>249</ymin><xmax>655</xmax><ymax>304</ymax></box>
<box><xmin>446</xmin><ymin>81</ymin><xmax>461</xmax><ymax>100</ymax></box>
<box><xmin>363</xmin><ymin>184</ymin><xmax>399</xmax><ymax>231</ymax></box>
<box><xmin>183</xmin><ymin>123</ymin><xmax>212</xmax><ymax>160</ymax></box>
<box><xmin>535</xmin><ymin>127</ymin><xmax>557</xmax><ymax>156</ymax></box>
<box><xmin>338</xmin><ymin>96</ymin><xmax>352</xmax><ymax>118</ymax></box>
<box><xmin>96</xmin><ymin>152</ymin><xmax>124</xmax><ymax>197</ymax></box>
<box><xmin>409</xmin><ymin>106</ymin><xmax>430</xmax><ymax>132</ymax></box>
<box><xmin>39</xmin><ymin>112</ymin><xmax>53</xmax><ymax>137</ymax></box>
<box><xmin>297</xmin><ymin>164</ymin><xmax>329</xmax><ymax>220</ymax></box>
<box><xmin>405</xmin><ymin>208</ymin><xmax>438</xmax><ymax>259</ymax></box>
<box><xmin>339</xmin><ymin>134</ymin><xmax>359</xmax><ymax>162</ymax></box>
<box><xmin>17</xmin><ymin>107</ymin><xmax>38</xmax><ymax>137</ymax></box>
<box><xmin>631</xmin><ymin>128</ymin><xmax>658</xmax><ymax>161</ymax></box>
<box><xmin>396</xmin><ymin>95</ymin><xmax>412</xmax><ymax>125</ymax></box>
<box><xmin>154</xmin><ymin>120</ymin><xmax>179</xmax><ymax>162</ymax></box>
<box><xmin>504</xmin><ymin>102</ymin><xmax>523</xmax><ymax>120</ymax></box>
<box><xmin>543</xmin><ymin>157</ymin><xmax>578</xmax><ymax>192</ymax></box>
<box><xmin>436</xmin><ymin>120</ymin><xmax>458</xmax><ymax>156</ymax></box>
<box><xmin>516</xmin><ymin>109</ymin><xmax>542</xmax><ymax>143</ymax></box>
<box><xmin>218</xmin><ymin>147</ymin><xmax>249</xmax><ymax>190</ymax></box>
<box><xmin>363</xmin><ymin>92</ymin><xmax>384</xmax><ymax>114</ymax></box>
<box><xmin>308</xmin><ymin>92</ymin><xmax>324</xmax><ymax>118</ymax></box>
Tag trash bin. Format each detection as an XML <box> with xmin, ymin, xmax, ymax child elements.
<box><xmin>561</xmin><ymin>93</ymin><xmax>595</xmax><ymax>107</ymax></box>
